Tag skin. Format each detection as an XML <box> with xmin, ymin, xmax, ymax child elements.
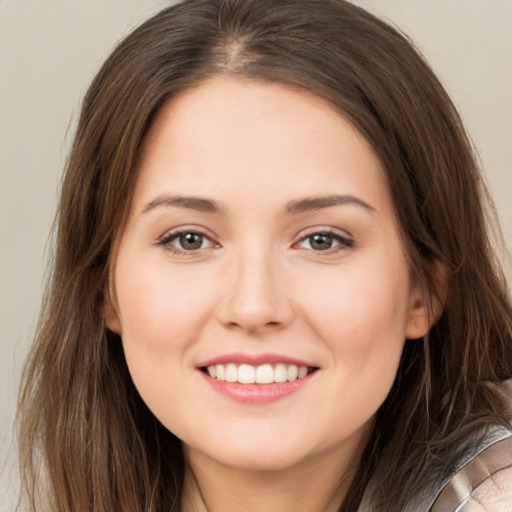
<box><xmin>463</xmin><ymin>468</ymin><xmax>512</xmax><ymax>512</ymax></box>
<box><xmin>104</xmin><ymin>76</ymin><xmax>436</xmax><ymax>511</ymax></box>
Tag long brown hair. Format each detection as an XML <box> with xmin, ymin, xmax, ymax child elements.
<box><xmin>18</xmin><ymin>0</ymin><xmax>512</xmax><ymax>510</ymax></box>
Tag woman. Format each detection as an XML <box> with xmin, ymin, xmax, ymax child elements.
<box><xmin>17</xmin><ymin>0</ymin><xmax>512</xmax><ymax>510</ymax></box>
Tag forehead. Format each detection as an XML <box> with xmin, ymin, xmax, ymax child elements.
<box><xmin>133</xmin><ymin>76</ymin><xmax>392</xmax><ymax>216</ymax></box>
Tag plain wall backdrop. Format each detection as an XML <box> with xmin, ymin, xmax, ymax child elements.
<box><xmin>1</xmin><ymin>1</ymin><xmax>511</xmax><ymax>509</ymax></box>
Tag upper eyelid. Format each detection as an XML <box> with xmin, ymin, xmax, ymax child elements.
<box><xmin>161</xmin><ymin>231</ymin><xmax>213</xmax><ymax>244</ymax></box>
<box><xmin>158</xmin><ymin>229</ymin><xmax>218</xmax><ymax>256</ymax></box>
<box><xmin>158</xmin><ymin>226</ymin><xmax>218</xmax><ymax>243</ymax></box>
<box><xmin>292</xmin><ymin>228</ymin><xmax>355</xmax><ymax>253</ymax></box>
<box><xmin>294</xmin><ymin>226</ymin><xmax>354</xmax><ymax>243</ymax></box>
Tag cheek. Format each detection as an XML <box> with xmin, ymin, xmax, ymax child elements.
<box><xmin>298</xmin><ymin>258</ymin><xmax>411</xmax><ymax>385</ymax></box>
<box><xmin>302</xmin><ymin>263</ymin><xmax>410</xmax><ymax>338</ymax></box>
<box><xmin>115</xmin><ymin>255</ymin><xmax>216</xmax><ymax>355</ymax></box>
<box><xmin>113</xmin><ymin>256</ymin><xmax>216</xmax><ymax>424</ymax></box>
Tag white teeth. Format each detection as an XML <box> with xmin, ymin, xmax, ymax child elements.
<box><xmin>274</xmin><ymin>363</ymin><xmax>288</xmax><ymax>383</ymax></box>
<box><xmin>287</xmin><ymin>364</ymin><xmax>298</xmax><ymax>381</ymax></box>
<box><xmin>205</xmin><ymin>363</ymin><xmax>312</xmax><ymax>384</ymax></box>
<box><xmin>215</xmin><ymin>364</ymin><xmax>225</xmax><ymax>380</ymax></box>
<box><xmin>238</xmin><ymin>364</ymin><xmax>256</xmax><ymax>384</ymax></box>
<box><xmin>298</xmin><ymin>366</ymin><xmax>308</xmax><ymax>379</ymax></box>
<box><xmin>225</xmin><ymin>363</ymin><xmax>238</xmax><ymax>382</ymax></box>
<box><xmin>256</xmin><ymin>363</ymin><xmax>274</xmax><ymax>384</ymax></box>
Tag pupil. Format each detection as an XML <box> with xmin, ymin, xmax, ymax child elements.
<box><xmin>311</xmin><ymin>234</ymin><xmax>332</xmax><ymax>250</ymax></box>
<box><xmin>180</xmin><ymin>233</ymin><xmax>202</xmax><ymax>250</ymax></box>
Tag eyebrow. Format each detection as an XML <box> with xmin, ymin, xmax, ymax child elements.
<box><xmin>142</xmin><ymin>194</ymin><xmax>374</xmax><ymax>215</ymax></box>
<box><xmin>143</xmin><ymin>195</ymin><xmax>225</xmax><ymax>214</ymax></box>
<box><xmin>285</xmin><ymin>195</ymin><xmax>375</xmax><ymax>214</ymax></box>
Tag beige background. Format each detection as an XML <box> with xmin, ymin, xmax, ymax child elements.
<box><xmin>1</xmin><ymin>1</ymin><xmax>511</xmax><ymax>509</ymax></box>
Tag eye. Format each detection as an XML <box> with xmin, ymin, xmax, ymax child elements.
<box><xmin>296</xmin><ymin>230</ymin><xmax>353</xmax><ymax>252</ymax></box>
<box><xmin>159</xmin><ymin>230</ymin><xmax>214</xmax><ymax>252</ymax></box>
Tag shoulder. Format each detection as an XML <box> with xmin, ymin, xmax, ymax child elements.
<box><xmin>461</xmin><ymin>465</ymin><xmax>512</xmax><ymax>512</ymax></box>
<box><xmin>430</xmin><ymin>424</ymin><xmax>512</xmax><ymax>512</ymax></box>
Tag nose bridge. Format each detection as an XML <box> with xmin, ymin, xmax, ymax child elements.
<box><xmin>216</xmin><ymin>236</ymin><xmax>292</xmax><ymax>332</ymax></box>
<box><xmin>235</xmin><ymin>242</ymin><xmax>275</xmax><ymax>301</ymax></box>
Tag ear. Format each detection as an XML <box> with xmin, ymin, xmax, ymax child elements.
<box><xmin>405</xmin><ymin>262</ymin><xmax>447</xmax><ymax>340</ymax></box>
<box><xmin>102</xmin><ymin>290</ymin><xmax>122</xmax><ymax>335</ymax></box>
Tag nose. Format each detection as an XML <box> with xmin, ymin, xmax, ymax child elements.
<box><xmin>215</xmin><ymin>246</ymin><xmax>294</xmax><ymax>334</ymax></box>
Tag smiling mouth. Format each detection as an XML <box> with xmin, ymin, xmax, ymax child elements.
<box><xmin>201</xmin><ymin>363</ymin><xmax>318</xmax><ymax>384</ymax></box>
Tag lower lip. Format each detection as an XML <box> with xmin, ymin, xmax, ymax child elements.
<box><xmin>200</xmin><ymin>371</ymin><xmax>315</xmax><ymax>404</ymax></box>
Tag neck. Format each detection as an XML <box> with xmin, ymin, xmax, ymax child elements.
<box><xmin>180</xmin><ymin>441</ymin><xmax>364</xmax><ymax>512</ymax></box>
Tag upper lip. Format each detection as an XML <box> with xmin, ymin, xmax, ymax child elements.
<box><xmin>197</xmin><ymin>352</ymin><xmax>318</xmax><ymax>368</ymax></box>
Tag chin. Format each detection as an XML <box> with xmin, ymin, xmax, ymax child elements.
<box><xmin>182</xmin><ymin>424</ymin><xmax>333</xmax><ymax>473</ymax></box>
<box><xmin>204</xmin><ymin>445</ymin><xmax>312</xmax><ymax>472</ymax></box>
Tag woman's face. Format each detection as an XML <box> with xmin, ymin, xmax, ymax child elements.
<box><xmin>105</xmin><ymin>77</ymin><xmax>431</xmax><ymax>472</ymax></box>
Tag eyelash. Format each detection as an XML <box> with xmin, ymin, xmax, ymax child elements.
<box><xmin>293</xmin><ymin>228</ymin><xmax>354</xmax><ymax>253</ymax></box>
<box><xmin>157</xmin><ymin>228</ymin><xmax>354</xmax><ymax>255</ymax></box>
<box><xmin>158</xmin><ymin>229</ymin><xmax>217</xmax><ymax>255</ymax></box>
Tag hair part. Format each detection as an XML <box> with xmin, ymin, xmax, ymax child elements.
<box><xmin>18</xmin><ymin>1</ymin><xmax>512</xmax><ymax>511</ymax></box>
